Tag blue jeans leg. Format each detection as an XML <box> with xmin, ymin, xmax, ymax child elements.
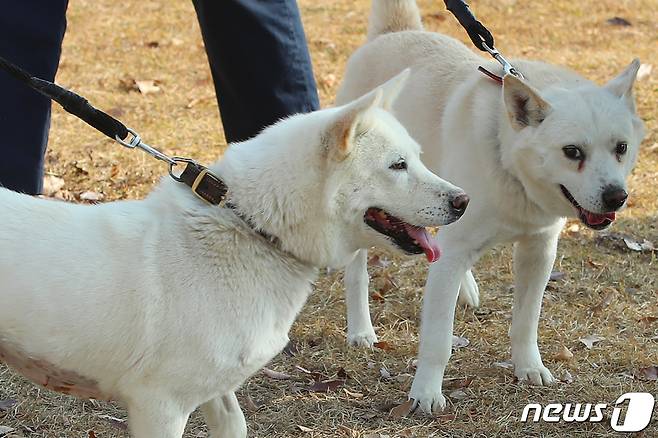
<box><xmin>0</xmin><ymin>0</ymin><xmax>69</xmax><ymax>194</ymax></box>
<box><xmin>192</xmin><ymin>0</ymin><xmax>320</xmax><ymax>143</ymax></box>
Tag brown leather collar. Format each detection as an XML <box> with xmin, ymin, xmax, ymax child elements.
<box><xmin>176</xmin><ymin>161</ymin><xmax>228</xmax><ymax>205</ymax></box>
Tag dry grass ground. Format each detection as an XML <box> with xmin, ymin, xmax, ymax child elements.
<box><xmin>1</xmin><ymin>0</ymin><xmax>657</xmax><ymax>436</ymax></box>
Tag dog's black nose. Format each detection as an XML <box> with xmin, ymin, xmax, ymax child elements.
<box><xmin>602</xmin><ymin>186</ymin><xmax>628</xmax><ymax>211</ymax></box>
<box><xmin>450</xmin><ymin>193</ymin><xmax>469</xmax><ymax>215</ymax></box>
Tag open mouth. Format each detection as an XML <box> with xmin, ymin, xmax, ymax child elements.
<box><xmin>364</xmin><ymin>207</ymin><xmax>440</xmax><ymax>262</ymax></box>
<box><xmin>559</xmin><ymin>185</ymin><xmax>615</xmax><ymax>230</ymax></box>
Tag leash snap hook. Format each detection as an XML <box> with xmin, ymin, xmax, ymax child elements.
<box><xmin>115</xmin><ymin>127</ymin><xmax>177</xmax><ymax>166</ymax></box>
<box><xmin>481</xmin><ymin>42</ymin><xmax>524</xmax><ymax>80</ymax></box>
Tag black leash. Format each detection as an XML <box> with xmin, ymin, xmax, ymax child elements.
<box><xmin>0</xmin><ymin>55</ymin><xmax>227</xmax><ymax>205</ymax></box>
<box><xmin>445</xmin><ymin>0</ymin><xmax>524</xmax><ymax>82</ymax></box>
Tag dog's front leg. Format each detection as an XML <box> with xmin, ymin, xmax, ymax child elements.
<box><xmin>345</xmin><ymin>249</ymin><xmax>378</xmax><ymax>347</ymax></box>
<box><xmin>409</xmin><ymin>248</ymin><xmax>475</xmax><ymax>414</ymax></box>
<box><xmin>510</xmin><ymin>225</ymin><xmax>561</xmax><ymax>385</ymax></box>
<box><xmin>201</xmin><ymin>392</ymin><xmax>247</xmax><ymax>438</ymax></box>
<box><xmin>127</xmin><ymin>397</ymin><xmax>190</xmax><ymax>438</ymax></box>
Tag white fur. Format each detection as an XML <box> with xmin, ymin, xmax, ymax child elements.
<box><xmin>0</xmin><ymin>71</ymin><xmax>466</xmax><ymax>437</ymax></box>
<box><xmin>337</xmin><ymin>0</ymin><xmax>644</xmax><ymax>413</ymax></box>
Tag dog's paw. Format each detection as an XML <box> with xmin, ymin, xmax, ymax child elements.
<box><xmin>515</xmin><ymin>364</ymin><xmax>556</xmax><ymax>386</ymax></box>
<box><xmin>347</xmin><ymin>330</ymin><xmax>378</xmax><ymax>348</ymax></box>
<box><xmin>457</xmin><ymin>270</ymin><xmax>479</xmax><ymax>308</ymax></box>
<box><xmin>409</xmin><ymin>379</ymin><xmax>446</xmax><ymax>414</ymax></box>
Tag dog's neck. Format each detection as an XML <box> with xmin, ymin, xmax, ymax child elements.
<box><xmin>209</xmin><ymin>119</ymin><xmax>350</xmax><ymax>269</ymax></box>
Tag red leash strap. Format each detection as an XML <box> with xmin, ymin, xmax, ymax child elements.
<box><xmin>478</xmin><ymin>66</ymin><xmax>504</xmax><ymax>84</ymax></box>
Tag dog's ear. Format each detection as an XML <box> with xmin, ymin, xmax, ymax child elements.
<box><xmin>328</xmin><ymin>69</ymin><xmax>410</xmax><ymax>160</ymax></box>
<box><xmin>379</xmin><ymin>68</ymin><xmax>410</xmax><ymax>111</ymax></box>
<box><xmin>503</xmin><ymin>75</ymin><xmax>551</xmax><ymax>131</ymax></box>
<box><xmin>329</xmin><ymin>87</ymin><xmax>383</xmax><ymax>160</ymax></box>
<box><xmin>604</xmin><ymin>59</ymin><xmax>640</xmax><ymax>112</ymax></box>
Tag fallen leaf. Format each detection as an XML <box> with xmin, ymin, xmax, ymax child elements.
<box><xmin>444</xmin><ymin>377</ymin><xmax>474</xmax><ymax>390</ymax></box>
<box><xmin>88</xmin><ymin>431</ymin><xmax>97</xmax><ymax>438</ymax></box>
<box><xmin>297</xmin><ymin>425</ymin><xmax>313</xmax><ymax>433</ymax></box>
<box><xmin>549</xmin><ymin>271</ymin><xmax>565</xmax><ymax>281</ymax></box>
<box><xmin>308</xmin><ymin>379</ymin><xmax>345</xmax><ymax>392</ymax></box>
<box><xmin>243</xmin><ymin>394</ymin><xmax>260</xmax><ymax>412</ymax></box>
<box><xmin>0</xmin><ymin>426</ymin><xmax>16</xmax><ymax>435</ymax></box>
<box><xmin>343</xmin><ymin>388</ymin><xmax>364</xmax><ymax>399</ymax></box>
<box><xmin>637</xmin><ymin>366</ymin><xmax>658</xmax><ymax>381</ymax></box>
<box><xmin>367</xmin><ymin>254</ymin><xmax>389</xmax><ymax>267</ymax></box>
<box><xmin>80</xmin><ymin>191</ymin><xmax>104</xmax><ymax>202</ymax></box>
<box><xmin>590</xmin><ymin>289</ymin><xmax>616</xmax><ymax>313</ymax></box>
<box><xmin>452</xmin><ymin>335</ymin><xmax>470</xmax><ymax>349</ymax></box>
<box><xmin>262</xmin><ymin>368</ymin><xmax>292</xmax><ymax>380</ymax></box>
<box><xmin>566</xmin><ymin>223</ymin><xmax>581</xmax><ymax>233</ymax></box>
<box><xmin>389</xmin><ymin>399</ymin><xmax>415</xmax><ymax>418</ymax></box>
<box><xmin>638</xmin><ymin>316</ymin><xmax>657</xmax><ymax>324</ymax></box>
<box><xmin>374</xmin><ymin>273</ymin><xmax>398</xmax><ymax>294</ymax></box>
<box><xmin>561</xmin><ymin>370</ymin><xmax>574</xmax><ymax>384</ymax></box>
<box><xmin>555</xmin><ymin>346</ymin><xmax>574</xmax><ymax>361</ymax></box>
<box><xmin>134</xmin><ymin>80</ymin><xmax>161</xmax><ymax>94</ymax></box>
<box><xmin>374</xmin><ymin>341</ymin><xmax>393</xmax><ymax>351</ymax></box>
<box><xmin>449</xmin><ymin>389</ymin><xmax>468</xmax><ymax>400</ymax></box>
<box><xmin>394</xmin><ymin>373</ymin><xmax>413</xmax><ymax>384</ymax></box>
<box><xmin>42</xmin><ymin>174</ymin><xmax>65</xmax><ymax>196</ymax></box>
<box><xmin>145</xmin><ymin>40</ymin><xmax>159</xmax><ymax>48</ymax></box>
<box><xmin>380</xmin><ymin>366</ymin><xmax>392</xmax><ymax>379</ymax></box>
<box><xmin>493</xmin><ymin>360</ymin><xmax>514</xmax><ymax>369</ymax></box>
<box><xmin>336</xmin><ymin>367</ymin><xmax>349</xmax><ymax>379</ymax></box>
<box><xmin>0</xmin><ymin>399</ymin><xmax>17</xmax><ymax>411</ymax></box>
<box><xmin>96</xmin><ymin>415</ymin><xmax>128</xmax><ymax>431</ymax></box>
<box><xmin>371</xmin><ymin>291</ymin><xmax>385</xmax><ymax>302</ymax></box>
<box><xmin>623</xmin><ymin>237</ymin><xmax>655</xmax><ymax>252</ymax></box>
<box><xmin>579</xmin><ymin>334</ymin><xmax>604</xmax><ymax>349</ymax></box>
<box><xmin>637</xmin><ymin>64</ymin><xmax>653</xmax><ymax>81</ymax></box>
<box><xmin>606</xmin><ymin>17</ymin><xmax>632</xmax><ymax>26</ymax></box>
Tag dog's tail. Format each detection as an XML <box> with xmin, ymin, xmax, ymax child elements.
<box><xmin>367</xmin><ymin>0</ymin><xmax>423</xmax><ymax>41</ymax></box>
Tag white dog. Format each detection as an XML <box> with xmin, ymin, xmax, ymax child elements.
<box><xmin>0</xmin><ymin>71</ymin><xmax>468</xmax><ymax>437</ymax></box>
<box><xmin>336</xmin><ymin>0</ymin><xmax>645</xmax><ymax>413</ymax></box>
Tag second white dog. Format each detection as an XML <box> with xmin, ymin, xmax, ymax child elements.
<box><xmin>336</xmin><ymin>0</ymin><xmax>645</xmax><ymax>413</ymax></box>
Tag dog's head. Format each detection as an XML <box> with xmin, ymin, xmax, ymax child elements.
<box><xmin>324</xmin><ymin>70</ymin><xmax>468</xmax><ymax>265</ymax></box>
<box><xmin>501</xmin><ymin>60</ymin><xmax>644</xmax><ymax>230</ymax></box>
<box><xmin>220</xmin><ymin>70</ymin><xmax>467</xmax><ymax>268</ymax></box>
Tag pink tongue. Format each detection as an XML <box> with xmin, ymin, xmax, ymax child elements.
<box><xmin>585</xmin><ymin>210</ymin><xmax>616</xmax><ymax>225</ymax></box>
<box><xmin>405</xmin><ymin>225</ymin><xmax>441</xmax><ymax>263</ymax></box>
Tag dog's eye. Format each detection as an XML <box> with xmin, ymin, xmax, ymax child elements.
<box><xmin>389</xmin><ymin>160</ymin><xmax>407</xmax><ymax>170</ymax></box>
<box><xmin>562</xmin><ymin>145</ymin><xmax>585</xmax><ymax>161</ymax></box>
<box><xmin>615</xmin><ymin>142</ymin><xmax>628</xmax><ymax>155</ymax></box>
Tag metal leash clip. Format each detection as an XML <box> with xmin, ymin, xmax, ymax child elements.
<box><xmin>115</xmin><ymin>127</ymin><xmax>178</xmax><ymax>166</ymax></box>
<box><xmin>481</xmin><ymin>42</ymin><xmax>524</xmax><ymax>79</ymax></box>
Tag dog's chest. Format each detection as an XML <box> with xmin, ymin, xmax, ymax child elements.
<box><xmin>0</xmin><ymin>341</ymin><xmax>108</xmax><ymax>400</ymax></box>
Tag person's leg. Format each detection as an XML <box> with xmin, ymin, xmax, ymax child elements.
<box><xmin>192</xmin><ymin>0</ymin><xmax>319</xmax><ymax>144</ymax></box>
<box><xmin>0</xmin><ymin>0</ymin><xmax>69</xmax><ymax>194</ymax></box>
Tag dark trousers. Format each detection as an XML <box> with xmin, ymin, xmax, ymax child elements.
<box><xmin>0</xmin><ymin>0</ymin><xmax>319</xmax><ymax>194</ymax></box>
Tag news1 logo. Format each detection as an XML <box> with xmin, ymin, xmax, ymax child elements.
<box><xmin>521</xmin><ymin>392</ymin><xmax>655</xmax><ymax>432</ymax></box>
